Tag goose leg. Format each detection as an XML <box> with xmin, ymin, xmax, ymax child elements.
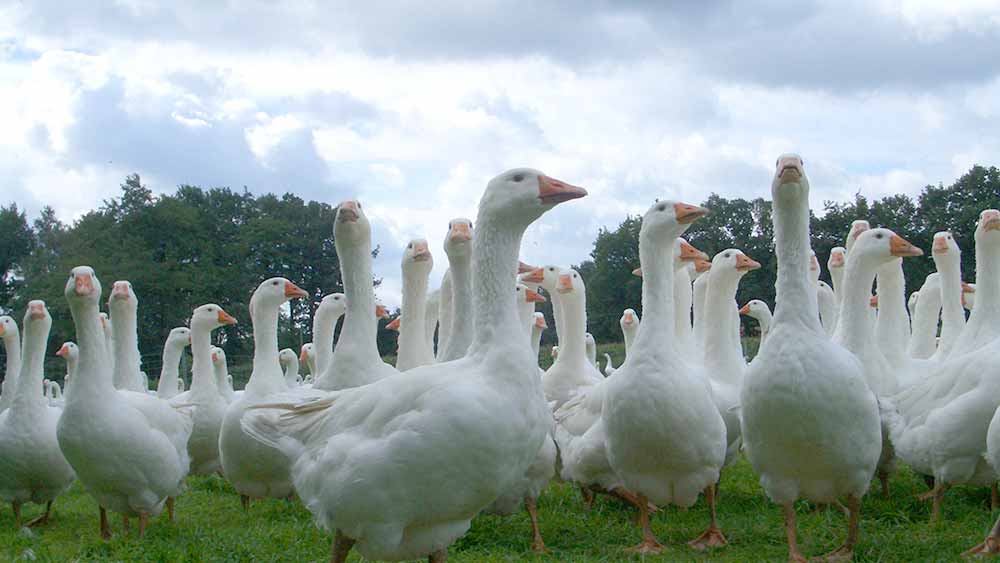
<box><xmin>818</xmin><ymin>494</ymin><xmax>859</xmax><ymax>562</ymax></box>
<box><xmin>688</xmin><ymin>485</ymin><xmax>727</xmax><ymax>550</ymax></box>
<box><xmin>122</xmin><ymin>515</ymin><xmax>130</xmax><ymax>534</ymax></box>
<box><xmin>12</xmin><ymin>501</ymin><xmax>21</xmax><ymax>528</ymax></box>
<box><xmin>963</xmin><ymin>513</ymin><xmax>1000</xmax><ymax>557</ymax></box>
<box><xmin>330</xmin><ymin>529</ymin><xmax>356</xmax><ymax>563</ymax></box>
<box><xmin>138</xmin><ymin>513</ymin><xmax>149</xmax><ymax>539</ymax></box>
<box><xmin>625</xmin><ymin>493</ymin><xmax>664</xmax><ymax>554</ymax></box>
<box><xmin>99</xmin><ymin>507</ymin><xmax>111</xmax><ymax>540</ymax></box>
<box><xmin>878</xmin><ymin>470</ymin><xmax>890</xmax><ymax>499</ymax></box>
<box><xmin>783</xmin><ymin>503</ymin><xmax>807</xmax><ymax>563</ymax></box>
<box><xmin>240</xmin><ymin>494</ymin><xmax>250</xmax><ymax>512</ymax></box>
<box><xmin>932</xmin><ymin>482</ymin><xmax>949</xmax><ymax>523</ymax></box>
<box><xmin>611</xmin><ymin>487</ymin><xmax>659</xmax><ymax>513</ymax></box>
<box><xmin>992</xmin><ymin>483</ymin><xmax>999</xmax><ymax>512</ymax></box>
<box><xmin>428</xmin><ymin>549</ymin><xmax>447</xmax><ymax>562</ymax></box>
<box><xmin>524</xmin><ymin>495</ymin><xmax>547</xmax><ymax>553</ymax></box>
<box><xmin>26</xmin><ymin>501</ymin><xmax>52</xmax><ymax>527</ymax></box>
<box><xmin>166</xmin><ymin>497</ymin><xmax>175</xmax><ymax>522</ymax></box>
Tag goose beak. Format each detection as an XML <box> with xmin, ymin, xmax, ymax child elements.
<box><xmin>74</xmin><ymin>273</ymin><xmax>94</xmax><ymax>296</ymax></box>
<box><xmin>337</xmin><ymin>200</ymin><xmax>360</xmax><ymax>222</ymax></box>
<box><xmin>284</xmin><ymin>281</ymin><xmax>308</xmax><ymax>299</ymax></box>
<box><xmin>776</xmin><ymin>155</ymin><xmax>804</xmax><ymax>181</ymax></box>
<box><xmin>622</xmin><ymin>312</ymin><xmax>635</xmax><ymax>325</ymax></box>
<box><xmin>736</xmin><ymin>254</ymin><xmax>761</xmax><ymax>272</ymax></box>
<box><xmin>211</xmin><ymin>351</ymin><xmax>218</xmax><ymax>362</ymax></box>
<box><xmin>829</xmin><ymin>254</ymin><xmax>844</xmax><ymax>268</ymax></box>
<box><xmin>525</xmin><ymin>288</ymin><xmax>546</xmax><ymax>303</ymax></box>
<box><xmin>962</xmin><ymin>282</ymin><xmax>976</xmax><ymax>293</ymax></box>
<box><xmin>694</xmin><ymin>259</ymin><xmax>712</xmax><ymax>273</ymax></box>
<box><xmin>299</xmin><ymin>348</ymin><xmax>309</xmax><ymax>363</ymax></box>
<box><xmin>28</xmin><ymin>301</ymin><xmax>46</xmax><ymax>320</ymax></box>
<box><xmin>535</xmin><ymin>316</ymin><xmax>547</xmax><ymax>329</ymax></box>
<box><xmin>632</xmin><ymin>267</ymin><xmax>642</xmax><ymax>278</ymax></box>
<box><xmin>984</xmin><ymin>211</ymin><xmax>1000</xmax><ymax>231</ymax></box>
<box><xmin>890</xmin><ymin>234</ymin><xmax>923</xmax><ymax>257</ymax></box>
<box><xmin>386</xmin><ymin>317</ymin><xmax>401</xmax><ymax>331</ymax></box>
<box><xmin>375</xmin><ymin>304</ymin><xmax>389</xmax><ymax>319</ymax></box>
<box><xmin>739</xmin><ymin>304</ymin><xmax>751</xmax><ymax>315</ymax></box>
<box><xmin>851</xmin><ymin>223</ymin><xmax>870</xmax><ymax>240</ymax></box>
<box><xmin>932</xmin><ymin>237</ymin><xmax>949</xmax><ymax>254</ymax></box>
<box><xmin>674</xmin><ymin>203</ymin><xmax>710</xmax><ymax>224</ymax></box>
<box><xmin>56</xmin><ymin>343</ymin><xmax>69</xmax><ymax>357</ymax></box>
<box><xmin>448</xmin><ymin>223</ymin><xmax>472</xmax><ymax>243</ymax></box>
<box><xmin>870</xmin><ymin>295</ymin><xmax>879</xmax><ymax>308</ymax></box>
<box><xmin>412</xmin><ymin>242</ymin><xmax>432</xmax><ymax>262</ymax></box>
<box><xmin>538</xmin><ymin>175</ymin><xmax>587</xmax><ymax>205</ymax></box>
<box><xmin>518</xmin><ymin>261</ymin><xmax>536</xmax><ymax>275</ymax></box>
<box><xmin>217</xmin><ymin>309</ymin><xmax>238</xmax><ymax>326</ymax></box>
<box><xmin>679</xmin><ymin>240</ymin><xmax>709</xmax><ymax>261</ymax></box>
<box><xmin>110</xmin><ymin>281</ymin><xmax>131</xmax><ymax>300</ymax></box>
<box><xmin>556</xmin><ymin>274</ymin><xmax>574</xmax><ymax>294</ymax></box>
<box><xmin>521</xmin><ymin>267</ymin><xmax>545</xmax><ymax>284</ymax></box>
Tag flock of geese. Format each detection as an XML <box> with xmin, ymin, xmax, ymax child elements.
<box><xmin>1</xmin><ymin>158</ymin><xmax>1000</xmax><ymax>562</ymax></box>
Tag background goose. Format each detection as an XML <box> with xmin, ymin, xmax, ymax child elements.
<box><xmin>0</xmin><ymin>316</ymin><xmax>22</xmax><ymax>414</ymax></box>
<box><xmin>739</xmin><ymin>300</ymin><xmax>772</xmax><ymax>343</ymax></box>
<box><xmin>603</xmin><ymin>309</ymin><xmax>639</xmax><ymax>376</ymax></box>
<box><xmin>395</xmin><ymin>238</ymin><xmax>435</xmax><ymax>371</ymax></box>
<box><xmin>278</xmin><ymin>348</ymin><xmax>302</xmax><ymax>387</ymax></box>
<box><xmin>437</xmin><ymin>219</ymin><xmax>474</xmax><ymax>362</ymax></box>
<box><xmin>156</xmin><ymin>327</ymin><xmax>191</xmax><ymax>400</ymax></box>
<box><xmin>311</xmin><ymin>293</ymin><xmax>346</xmax><ymax>377</ymax></box>
<box><xmin>108</xmin><ymin>281</ymin><xmax>147</xmax><ymax>393</ymax></box>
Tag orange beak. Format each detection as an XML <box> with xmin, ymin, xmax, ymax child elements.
<box><xmin>284</xmin><ymin>281</ymin><xmax>308</xmax><ymax>299</ymax></box>
<box><xmin>412</xmin><ymin>241</ymin><xmax>432</xmax><ymax>262</ymax></box>
<box><xmin>74</xmin><ymin>273</ymin><xmax>94</xmax><ymax>296</ymax></box>
<box><xmin>299</xmin><ymin>347</ymin><xmax>309</xmax><ymax>363</ymax></box>
<box><xmin>525</xmin><ymin>288</ymin><xmax>546</xmax><ymax>303</ymax></box>
<box><xmin>449</xmin><ymin>222</ymin><xmax>472</xmax><ymax>243</ymax></box>
<box><xmin>851</xmin><ymin>223</ymin><xmax>869</xmax><ymax>240</ymax></box>
<box><xmin>962</xmin><ymin>282</ymin><xmax>976</xmax><ymax>293</ymax></box>
<box><xmin>890</xmin><ymin>234</ymin><xmax>923</xmax><ymax>257</ymax></box>
<box><xmin>56</xmin><ymin>343</ymin><xmax>69</xmax><ymax>357</ymax></box>
<box><xmin>521</xmin><ymin>267</ymin><xmax>545</xmax><ymax>284</ymax></box>
<box><xmin>538</xmin><ymin>175</ymin><xmax>588</xmax><ymax>205</ymax></box>
<box><xmin>556</xmin><ymin>274</ymin><xmax>574</xmax><ymax>294</ymax></box>
<box><xmin>694</xmin><ymin>259</ymin><xmax>712</xmax><ymax>273</ymax></box>
<box><xmin>28</xmin><ymin>301</ymin><xmax>46</xmax><ymax>320</ymax></box>
<box><xmin>776</xmin><ymin>155</ymin><xmax>803</xmax><ymax>181</ymax></box>
<box><xmin>739</xmin><ymin>303</ymin><xmax>751</xmax><ymax>315</ymax></box>
<box><xmin>110</xmin><ymin>281</ymin><xmax>130</xmax><ymax>300</ymax></box>
<box><xmin>211</xmin><ymin>351</ymin><xmax>219</xmax><ymax>362</ymax></box>
<box><xmin>829</xmin><ymin>253</ymin><xmax>844</xmax><ymax>268</ymax></box>
<box><xmin>622</xmin><ymin>312</ymin><xmax>635</xmax><ymax>325</ymax></box>
<box><xmin>632</xmin><ymin>267</ymin><xmax>642</xmax><ymax>278</ymax></box>
<box><xmin>983</xmin><ymin>210</ymin><xmax>1000</xmax><ymax>231</ymax></box>
<box><xmin>735</xmin><ymin>254</ymin><xmax>761</xmax><ymax>272</ymax></box>
<box><xmin>518</xmin><ymin>261</ymin><xmax>536</xmax><ymax>274</ymax></box>
<box><xmin>534</xmin><ymin>316</ymin><xmax>547</xmax><ymax>329</ymax></box>
<box><xmin>932</xmin><ymin>236</ymin><xmax>949</xmax><ymax>254</ymax></box>
<box><xmin>337</xmin><ymin>200</ymin><xmax>360</xmax><ymax>222</ymax></box>
<box><xmin>386</xmin><ymin>317</ymin><xmax>401</xmax><ymax>331</ymax></box>
<box><xmin>375</xmin><ymin>304</ymin><xmax>389</xmax><ymax>319</ymax></box>
<box><xmin>870</xmin><ymin>295</ymin><xmax>879</xmax><ymax>308</ymax></box>
<box><xmin>679</xmin><ymin>240</ymin><xmax>709</xmax><ymax>261</ymax></box>
<box><xmin>674</xmin><ymin>202</ymin><xmax>710</xmax><ymax>225</ymax></box>
<box><xmin>217</xmin><ymin>308</ymin><xmax>238</xmax><ymax>325</ymax></box>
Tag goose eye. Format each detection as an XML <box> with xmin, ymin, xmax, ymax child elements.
<box><xmin>657</xmin><ymin>204</ymin><xmax>666</xmax><ymax>212</ymax></box>
<box><xmin>875</xmin><ymin>233</ymin><xmax>883</xmax><ymax>239</ymax></box>
<box><xmin>272</xmin><ymin>281</ymin><xmax>279</xmax><ymax>286</ymax></box>
<box><xmin>513</xmin><ymin>174</ymin><xmax>524</xmax><ymax>182</ymax></box>
<box><xmin>407</xmin><ymin>243</ymin><xmax>412</xmax><ymax>249</ymax></box>
<box><xmin>724</xmin><ymin>253</ymin><xmax>731</xmax><ymax>258</ymax></box>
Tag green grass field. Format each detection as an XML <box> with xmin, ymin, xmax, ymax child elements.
<box><xmin>2</xmin><ymin>340</ymin><xmax>995</xmax><ymax>562</ymax></box>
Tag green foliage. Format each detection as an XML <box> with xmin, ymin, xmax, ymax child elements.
<box><xmin>0</xmin><ymin>202</ymin><xmax>34</xmax><ymax>309</ymax></box>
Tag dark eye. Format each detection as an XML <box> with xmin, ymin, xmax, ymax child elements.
<box><xmin>724</xmin><ymin>253</ymin><xmax>731</xmax><ymax>258</ymax></box>
<box><xmin>407</xmin><ymin>243</ymin><xmax>412</xmax><ymax>249</ymax></box>
<box><xmin>357</xmin><ymin>202</ymin><xmax>362</xmax><ymax>208</ymax></box>
<box><xmin>657</xmin><ymin>204</ymin><xmax>666</xmax><ymax>212</ymax></box>
<box><xmin>875</xmin><ymin>233</ymin><xmax>884</xmax><ymax>239</ymax></box>
<box><xmin>513</xmin><ymin>174</ymin><xmax>524</xmax><ymax>182</ymax></box>
<box><xmin>573</xmin><ymin>274</ymin><xmax>578</xmax><ymax>279</ymax></box>
<box><xmin>548</xmin><ymin>267</ymin><xmax>555</xmax><ymax>272</ymax></box>
<box><xmin>272</xmin><ymin>281</ymin><xmax>279</xmax><ymax>286</ymax></box>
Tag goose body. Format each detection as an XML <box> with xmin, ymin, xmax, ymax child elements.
<box><xmin>279</xmin><ymin>348</ymin><xmax>302</xmax><ymax>387</ymax></box>
<box><xmin>739</xmin><ymin>300</ymin><xmax>772</xmax><ymax>343</ymax></box>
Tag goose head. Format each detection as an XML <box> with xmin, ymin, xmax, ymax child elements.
<box><xmin>975</xmin><ymin>209</ymin><xmax>1000</xmax><ymax>247</ymax></box>
<box><xmin>65</xmin><ymin>266</ymin><xmax>102</xmax><ymax>308</ymax></box>
<box><xmin>693</xmin><ymin>258</ymin><xmax>712</xmax><ymax>276</ymax></box>
<box><xmin>931</xmin><ymin>231</ymin><xmax>961</xmax><ymax>271</ymax></box>
<box><xmin>403</xmin><ymin>238</ymin><xmax>434</xmax><ymax>274</ymax></box>
<box><xmin>641</xmin><ymin>200</ymin><xmax>709</xmax><ymax>249</ymax></box>
<box><xmin>849</xmin><ymin>228</ymin><xmax>923</xmax><ymax>273</ymax></box>
<box><xmin>908</xmin><ymin>291</ymin><xmax>920</xmax><ymax>312</ymax></box>
<box><xmin>674</xmin><ymin>238</ymin><xmax>709</xmax><ymax>271</ymax></box>
<box><xmin>739</xmin><ymin>299</ymin><xmax>771</xmax><ymax>319</ymax></box>
<box><xmin>444</xmin><ymin>218</ymin><xmax>474</xmax><ymax>261</ymax></box>
<box><xmin>870</xmin><ymin>294</ymin><xmax>879</xmax><ymax>309</ymax></box>
<box><xmin>24</xmin><ymin>299</ymin><xmax>52</xmax><ymax>334</ymax></box>
<box><xmin>846</xmin><ymin>220</ymin><xmax>871</xmax><ymax>255</ymax></box>
<box><xmin>963</xmin><ymin>283</ymin><xmax>976</xmax><ymax>310</ymax></box>
<box><xmin>480</xmin><ymin>168</ymin><xmax>587</xmax><ymax>228</ymax></box>
<box><xmin>191</xmin><ymin>303</ymin><xmax>237</xmax><ymax>333</ymax></box>
<box><xmin>166</xmin><ymin>327</ymin><xmax>192</xmax><ymax>351</ymax></box>
<box><xmin>56</xmin><ymin>341</ymin><xmax>78</xmax><ymax>360</ymax></box>
<box><xmin>550</xmin><ymin>345</ymin><xmax>559</xmax><ymax>359</ymax></box>
<box><xmin>374</xmin><ymin>301</ymin><xmax>389</xmax><ymax>319</ymax></box>
<box><xmin>828</xmin><ymin>247</ymin><xmax>847</xmax><ymax>272</ymax></box>
<box><xmin>515</xmin><ymin>283</ymin><xmax>546</xmax><ymax>305</ymax></box>
<box><xmin>809</xmin><ymin>251</ymin><xmax>821</xmax><ymax>284</ymax></box>
<box><xmin>108</xmin><ymin>280</ymin><xmax>138</xmax><ymax>313</ymax></box>
<box><xmin>299</xmin><ymin>343</ymin><xmax>313</xmax><ymax>364</ymax></box>
<box><xmin>713</xmin><ymin>249</ymin><xmax>762</xmax><ymax>281</ymax></box>
<box><xmin>318</xmin><ymin>293</ymin><xmax>347</xmax><ymax>318</ymax></box>
<box><xmin>518</xmin><ymin>261</ymin><xmax>537</xmax><ymax>275</ymax></box>
<box><xmin>620</xmin><ymin>308</ymin><xmax>639</xmax><ymax>329</ymax></box>
<box><xmin>278</xmin><ymin>348</ymin><xmax>298</xmax><ymax>369</ymax></box>
<box><xmin>0</xmin><ymin>315</ymin><xmax>17</xmax><ymax>343</ymax></box>
<box><xmin>533</xmin><ymin>265</ymin><xmax>563</xmax><ymax>294</ymax></box>
<box><xmin>211</xmin><ymin>346</ymin><xmax>227</xmax><ymax>368</ymax></box>
<box><xmin>585</xmin><ymin>333</ymin><xmax>596</xmax><ymax>349</ymax></box>
<box><xmin>250</xmin><ymin>277</ymin><xmax>308</xmax><ymax>314</ymax></box>
<box><xmin>770</xmin><ymin>154</ymin><xmax>808</xmax><ymax>203</ymax></box>
<box><xmin>385</xmin><ymin>317</ymin><xmax>401</xmax><ymax>331</ymax></box>
<box><xmin>533</xmin><ymin>312</ymin><xmax>547</xmax><ymax>330</ymax></box>
<box><xmin>555</xmin><ymin>268</ymin><xmax>585</xmax><ymax>303</ymax></box>
<box><xmin>335</xmin><ymin>199</ymin><xmax>370</xmax><ymax>245</ymax></box>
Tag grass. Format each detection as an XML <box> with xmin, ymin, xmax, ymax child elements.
<box><xmin>1</xmin><ymin>460</ymin><xmax>996</xmax><ymax>562</ymax></box>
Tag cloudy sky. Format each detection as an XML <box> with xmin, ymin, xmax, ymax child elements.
<box><xmin>2</xmin><ymin>1</ymin><xmax>999</xmax><ymax>306</ymax></box>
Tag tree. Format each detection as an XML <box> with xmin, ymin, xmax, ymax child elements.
<box><xmin>0</xmin><ymin>203</ymin><xmax>34</xmax><ymax>312</ymax></box>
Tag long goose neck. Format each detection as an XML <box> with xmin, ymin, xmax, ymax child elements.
<box><xmin>632</xmin><ymin>233</ymin><xmax>676</xmax><ymax>352</ymax></box>
<box><xmin>935</xmin><ymin>255</ymin><xmax>964</xmax><ymax>340</ymax></box>
<box><xmin>531</xmin><ymin>325</ymin><xmax>543</xmax><ymax>361</ymax></box>
<box><xmin>440</xmin><ymin>256</ymin><xmax>473</xmax><ymax>361</ymax></box>
<box><xmin>110</xmin><ymin>303</ymin><xmax>140</xmax><ymax>390</ymax></box>
<box><xmin>674</xmin><ymin>266</ymin><xmax>693</xmax><ymax>340</ymax></box>
<box><xmin>875</xmin><ymin>260</ymin><xmax>908</xmax><ymax>334</ymax></box>
<box><xmin>14</xmin><ymin>319</ymin><xmax>48</xmax><ymax>406</ymax></box>
<box><xmin>190</xmin><ymin>327</ymin><xmax>218</xmax><ymax>393</ymax></box>
<box><xmin>773</xmin><ymin>193</ymin><xmax>822</xmax><ymax>331</ymax></box>
<box><xmin>248</xmin><ymin>301</ymin><xmax>283</xmax><ymax>393</ymax></box>
<box><xmin>67</xmin><ymin>299</ymin><xmax>115</xmax><ymax>401</ymax></box>
<box><xmin>623</xmin><ymin>323</ymin><xmax>636</xmax><ymax>354</ymax></box>
<box><xmin>702</xmin><ymin>272</ymin><xmax>743</xmax><ymax>373</ymax></box>
<box><xmin>329</xmin><ymin>234</ymin><xmax>380</xmax><ymax>368</ymax></box>
<box><xmin>399</xmin><ymin>268</ymin><xmax>430</xmax><ymax>355</ymax></box>
<box><xmin>831</xmin><ymin>267</ymin><xmax>845</xmax><ymax>304</ymax></box>
<box><xmin>555</xmin><ymin>293</ymin><xmax>586</xmax><ymax>361</ymax></box>
<box><xmin>466</xmin><ymin>214</ymin><xmax>525</xmax><ymax>359</ymax></box>
<box><xmin>970</xmin><ymin>241</ymin><xmax>1000</xmax><ymax>322</ymax></box>
<box><xmin>833</xmin><ymin>256</ymin><xmax>878</xmax><ymax>354</ymax></box>
<box><xmin>550</xmin><ymin>292</ymin><xmax>565</xmax><ymax>343</ymax></box>
<box><xmin>3</xmin><ymin>331</ymin><xmax>21</xmax><ymax>388</ymax></box>
<box><xmin>157</xmin><ymin>342</ymin><xmax>183</xmax><ymax>395</ymax></box>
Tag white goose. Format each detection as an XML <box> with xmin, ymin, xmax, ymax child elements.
<box><xmin>907</xmin><ymin>273</ymin><xmax>942</xmax><ymax>360</ymax></box>
<box><xmin>108</xmin><ymin>281</ymin><xmax>147</xmax><ymax>393</ymax></box>
<box><xmin>56</xmin><ymin>342</ymin><xmax>78</xmax><ymax>397</ymax></box>
<box><xmin>156</xmin><ymin>327</ymin><xmax>191</xmax><ymax>400</ymax></box>
<box><xmin>827</xmin><ymin>246</ymin><xmax>847</xmax><ymax>309</ymax></box>
<box><xmin>929</xmin><ymin>231</ymin><xmax>965</xmax><ymax>362</ymax></box>
<box><xmin>212</xmin><ymin>347</ymin><xmax>237</xmax><ymax>404</ymax></box>
<box><xmin>171</xmin><ymin>304</ymin><xmax>235</xmax><ymax>476</ymax></box>
<box><xmin>395</xmin><ymin>239</ymin><xmax>435</xmax><ymax>371</ymax></box>
<box><xmin>300</xmin><ymin>344</ymin><xmax>316</xmax><ymax>382</ymax></box>
<box><xmin>58</xmin><ymin>266</ymin><xmax>194</xmax><ymax>538</ymax></box>
<box><xmin>219</xmin><ymin>277</ymin><xmax>308</xmax><ymax>506</ymax></box>
<box><xmin>437</xmin><ymin>219</ymin><xmax>474</xmax><ymax>363</ymax></box>
<box><xmin>585</xmin><ymin>333</ymin><xmax>597</xmax><ymax>368</ymax></box>
<box><xmin>0</xmin><ymin>301</ymin><xmax>76</xmax><ymax>528</ymax></box>
<box><xmin>739</xmin><ymin>300</ymin><xmax>772</xmax><ymax>343</ymax></box>
<box><xmin>312</xmin><ymin>293</ymin><xmax>347</xmax><ymax>377</ymax></box>
<box><xmin>0</xmin><ymin>315</ymin><xmax>22</xmax><ymax>415</ymax></box>
<box><xmin>691</xmin><ymin>258</ymin><xmax>713</xmax><ymax>358</ymax></box>
<box><xmin>531</xmin><ymin>312</ymin><xmax>547</xmax><ymax>365</ymax></box>
<box><xmin>967</xmin><ymin>404</ymin><xmax>1000</xmax><ymax>555</ymax></box>
<box><xmin>740</xmin><ymin>155</ymin><xmax>882</xmax><ymax>562</ymax></box>
<box><xmin>242</xmin><ymin>168</ymin><xmax>586</xmax><ymax>562</ymax></box>
<box><xmin>279</xmin><ymin>348</ymin><xmax>302</xmax><ymax>387</ymax></box>
<box><xmin>541</xmin><ymin>268</ymin><xmax>604</xmax><ymax>411</ymax></box>
<box><xmin>603</xmin><ymin>309</ymin><xmax>639</xmax><ymax>377</ymax></box>
<box><xmin>874</xmin><ymin>257</ymin><xmax>911</xmax><ymax>368</ymax></box>
<box><xmin>424</xmin><ymin>289</ymin><xmax>440</xmax><ymax>358</ymax></box>
<box><xmin>603</xmin><ymin>199</ymin><xmax>726</xmax><ymax>553</ymax></box>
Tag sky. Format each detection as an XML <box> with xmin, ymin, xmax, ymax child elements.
<box><xmin>2</xmin><ymin>1</ymin><xmax>999</xmax><ymax>307</ymax></box>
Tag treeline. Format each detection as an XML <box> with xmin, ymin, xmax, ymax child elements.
<box><xmin>564</xmin><ymin>165</ymin><xmax>1000</xmax><ymax>342</ymax></box>
<box><xmin>0</xmin><ymin>174</ymin><xmax>393</xmax><ymax>360</ymax></box>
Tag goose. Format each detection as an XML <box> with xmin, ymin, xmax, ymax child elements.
<box><xmin>846</xmin><ymin>220</ymin><xmax>871</xmax><ymax>256</ymax></box>
<box><xmin>966</xmin><ymin>405</ymin><xmax>1000</xmax><ymax>555</ymax></box>
<box><xmin>874</xmin><ymin>257</ymin><xmax>911</xmax><ymax>368</ymax></box>
<box><xmin>58</xmin><ymin>266</ymin><xmax>194</xmax><ymax>539</ymax></box>
<box><xmin>541</xmin><ymin>268</ymin><xmax>605</xmax><ymax>411</ymax></box>
<box><xmin>828</xmin><ymin>246</ymin><xmax>847</xmax><ymax>309</ymax></box>
<box><xmin>312</xmin><ymin>293</ymin><xmax>347</xmax><ymax>377</ymax></box>
<box><xmin>171</xmin><ymin>305</ymin><xmax>236</xmax><ymax>476</ymax></box>
<box><xmin>908</xmin><ymin>290</ymin><xmax>920</xmax><ymax>322</ymax></box>
<box><xmin>524</xmin><ymin>265</ymin><xmax>568</xmax><ymax>353</ymax></box>
<box><xmin>99</xmin><ymin>312</ymin><xmax>115</xmax><ymax>378</ymax></box>
<box><xmin>56</xmin><ymin>342</ymin><xmax>78</xmax><ymax>394</ymax></box>
<box><xmin>585</xmin><ymin>333</ymin><xmax>598</xmax><ymax>368</ymax></box>
<box><xmin>550</xmin><ymin>346</ymin><xmax>559</xmax><ymax>359</ymax></box>
<box><xmin>692</xmin><ymin>259</ymin><xmax>713</xmax><ymax>356</ymax></box>
<box><xmin>300</xmin><ymin>344</ymin><xmax>316</xmax><ymax>381</ymax></box>
<box><xmin>279</xmin><ymin>348</ymin><xmax>302</xmax><ymax>387</ymax></box>
<box><xmin>212</xmin><ymin>347</ymin><xmax>237</xmax><ymax>404</ymax></box>
<box><xmin>963</xmin><ymin>283</ymin><xmax>976</xmax><ymax>311</ymax></box>
<box><xmin>156</xmin><ymin>327</ymin><xmax>191</xmax><ymax>400</ymax></box>
<box><xmin>107</xmin><ymin>282</ymin><xmax>147</xmax><ymax>393</ymax></box>
<box><xmin>809</xmin><ymin>252</ymin><xmax>836</xmax><ymax>335</ymax></box>
<box><xmin>889</xmin><ymin>210</ymin><xmax>1000</xmax><ymax>522</ymax></box>
<box><xmin>0</xmin><ymin>301</ymin><xmax>76</xmax><ymax>528</ymax></box>
<box><xmin>672</xmin><ymin>240</ymin><xmax>707</xmax><ymax>354</ymax></box>
<box><xmin>0</xmin><ymin>315</ymin><xmax>22</xmax><ymax>414</ymax></box>
<box><xmin>241</xmin><ymin>168</ymin><xmax>586</xmax><ymax>562</ymax></box>
<box><xmin>947</xmin><ymin>214</ymin><xmax>1000</xmax><ymax>357</ymax></box>
<box><xmin>602</xmin><ymin>199</ymin><xmax>727</xmax><ymax>553</ymax></box>
<box><xmin>436</xmin><ymin>270</ymin><xmax>453</xmax><ymax>360</ymax></box>
<box><xmin>44</xmin><ymin>379</ymin><xmax>65</xmax><ymax>409</ymax></box>
<box><xmin>703</xmin><ymin>248</ymin><xmax>761</xmax><ymax>469</ymax></box>
<box><xmin>907</xmin><ymin>273</ymin><xmax>942</xmax><ymax>360</ymax></box>
<box><xmin>739</xmin><ymin>300</ymin><xmax>772</xmax><ymax>343</ymax></box>
<box><xmin>741</xmin><ymin>155</ymin><xmax>882</xmax><ymax>562</ymax></box>
<box><xmin>437</xmin><ymin>219</ymin><xmax>474</xmax><ymax>362</ymax></box>
<box><xmin>311</xmin><ymin>201</ymin><xmax>398</xmax><ymax>391</ymax></box>
<box><xmin>218</xmin><ymin>277</ymin><xmax>308</xmax><ymax>506</ymax></box>
<box><xmin>395</xmin><ymin>239</ymin><xmax>435</xmax><ymax>371</ymax></box>
<box><xmin>424</xmin><ymin>289</ymin><xmax>440</xmax><ymax>358</ymax></box>
<box><xmin>531</xmin><ymin>312</ymin><xmax>547</xmax><ymax>365</ymax></box>
<box><xmin>929</xmin><ymin>232</ymin><xmax>965</xmax><ymax>362</ymax></box>
<box><xmin>603</xmin><ymin>309</ymin><xmax>639</xmax><ymax>376</ymax></box>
